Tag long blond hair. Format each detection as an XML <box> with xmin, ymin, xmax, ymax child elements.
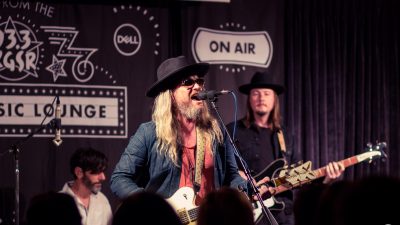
<box><xmin>152</xmin><ymin>90</ymin><xmax>223</xmax><ymax>165</ymax></box>
<box><xmin>243</xmin><ymin>92</ymin><xmax>282</xmax><ymax>131</ymax></box>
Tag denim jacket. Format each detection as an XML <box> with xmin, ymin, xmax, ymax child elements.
<box><xmin>110</xmin><ymin>121</ymin><xmax>247</xmax><ymax>199</ymax></box>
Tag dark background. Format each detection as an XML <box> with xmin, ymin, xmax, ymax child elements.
<box><xmin>0</xmin><ymin>0</ymin><xmax>399</xmax><ymax>224</ymax></box>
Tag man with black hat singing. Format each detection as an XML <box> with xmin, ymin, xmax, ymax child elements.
<box><xmin>227</xmin><ymin>71</ymin><xmax>345</xmax><ymax>225</ymax></box>
<box><xmin>110</xmin><ymin>56</ymin><xmax>269</xmax><ymax>219</ymax></box>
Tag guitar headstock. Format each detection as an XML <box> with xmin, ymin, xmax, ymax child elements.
<box><xmin>364</xmin><ymin>142</ymin><xmax>388</xmax><ymax>163</ymax></box>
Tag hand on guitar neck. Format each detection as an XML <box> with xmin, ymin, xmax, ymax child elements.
<box><xmin>322</xmin><ymin>161</ymin><xmax>345</xmax><ymax>184</ymax></box>
<box><xmin>252</xmin><ymin>160</ymin><xmax>346</xmax><ymax>197</ymax></box>
<box><xmin>242</xmin><ymin>160</ymin><xmax>345</xmax><ymax>200</ymax></box>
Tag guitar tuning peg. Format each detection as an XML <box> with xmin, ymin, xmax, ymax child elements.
<box><xmin>375</xmin><ymin>141</ymin><xmax>387</xmax><ymax>150</ymax></box>
<box><xmin>366</xmin><ymin>142</ymin><xmax>373</xmax><ymax>149</ymax></box>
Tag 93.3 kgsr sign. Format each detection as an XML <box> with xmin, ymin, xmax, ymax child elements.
<box><xmin>0</xmin><ymin>16</ymin><xmax>43</xmax><ymax>81</ymax></box>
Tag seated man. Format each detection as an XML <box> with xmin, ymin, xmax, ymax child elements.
<box><xmin>60</xmin><ymin>147</ymin><xmax>112</xmax><ymax>225</ymax></box>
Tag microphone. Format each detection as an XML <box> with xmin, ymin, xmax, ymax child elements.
<box><xmin>193</xmin><ymin>90</ymin><xmax>232</xmax><ymax>100</ymax></box>
<box><xmin>53</xmin><ymin>96</ymin><xmax>62</xmax><ymax>146</ymax></box>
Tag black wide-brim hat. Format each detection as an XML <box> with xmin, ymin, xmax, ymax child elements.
<box><xmin>146</xmin><ymin>56</ymin><xmax>209</xmax><ymax>97</ymax></box>
<box><xmin>239</xmin><ymin>71</ymin><xmax>285</xmax><ymax>95</ymax></box>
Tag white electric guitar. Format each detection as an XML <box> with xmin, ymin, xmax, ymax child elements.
<box><xmin>166</xmin><ymin>187</ymin><xmax>198</xmax><ymax>225</ymax></box>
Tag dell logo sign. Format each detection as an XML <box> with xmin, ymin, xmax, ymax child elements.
<box><xmin>113</xmin><ymin>23</ymin><xmax>142</xmax><ymax>56</ymax></box>
<box><xmin>117</xmin><ymin>35</ymin><xmax>139</xmax><ymax>44</ymax></box>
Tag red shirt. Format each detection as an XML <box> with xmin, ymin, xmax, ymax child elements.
<box><xmin>179</xmin><ymin>144</ymin><xmax>215</xmax><ymax>205</ymax></box>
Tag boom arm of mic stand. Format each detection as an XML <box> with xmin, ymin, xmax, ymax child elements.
<box><xmin>207</xmin><ymin>99</ymin><xmax>279</xmax><ymax>225</ymax></box>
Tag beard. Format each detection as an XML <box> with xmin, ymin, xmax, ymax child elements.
<box><xmin>255</xmin><ymin>109</ymin><xmax>268</xmax><ymax>117</ymax></box>
<box><xmin>177</xmin><ymin>102</ymin><xmax>202</xmax><ymax>120</ymax></box>
<box><xmin>82</xmin><ymin>174</ymin><xmax>102</xmax><ymax>194</ymax></box>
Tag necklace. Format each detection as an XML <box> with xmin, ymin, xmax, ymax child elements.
<box><xmin>182</xmin><ymin>146</ymin><xmax>196</xmax><ymax>186</ymax></box>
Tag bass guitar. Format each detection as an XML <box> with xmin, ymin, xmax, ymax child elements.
<box><xmin>252</xmin><ymin>142</ymin><xmax>387</xmax><ymax>222</ymax></box>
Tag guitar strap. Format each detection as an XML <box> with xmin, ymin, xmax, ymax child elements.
<box><xmin>194</xmin><ymin>127</ymin><xmax>205</xmax><ymax>193</ymax></box>
<box><xmin>277</xmin><ymin>129</ymin><xmax>286</xmax><ymax>153</ymax></box>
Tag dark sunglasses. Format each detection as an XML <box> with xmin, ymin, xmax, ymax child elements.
<box><xmin>181</xmin><ymin>78</ymin><xmax>205</xmax><ymax>87</ymax></box>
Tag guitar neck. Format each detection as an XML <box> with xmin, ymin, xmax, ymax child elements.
<box><xmin>312</xmin><ymin>155</ymin><xmax>359</xmax><ymax>179</ymax></box>
<box><xmin>273</xmin><ymin>154</ymin><xmax>369</xmax><ymax>195</ymax></box>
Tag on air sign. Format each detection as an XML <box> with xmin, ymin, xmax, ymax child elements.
<box><xmin>192</xmin><ymin>27</ymin><xmax>273</xmax><ymax>68</ymax></box>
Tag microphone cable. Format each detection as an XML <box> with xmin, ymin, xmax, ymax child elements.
<box><xmin>228</xmin><ymin>91</ymin><xmax>238</xmax><ymax>141</ymax></box>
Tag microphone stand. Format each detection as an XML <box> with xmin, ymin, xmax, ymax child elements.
<box><xmin>207</xmin><ymin>97</ymin><xmax>279</xmax><ymax>225</ymax></box>
<box><xmin>6</xmin><ymin>115</ymin><xmax>59</xmax><ymax>225</ymax></box>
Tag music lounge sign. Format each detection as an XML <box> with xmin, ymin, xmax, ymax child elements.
<box><xmin>0</xmin><ymin>83</ymin><xmax>128</xmax><ymax>138</ymax></box>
